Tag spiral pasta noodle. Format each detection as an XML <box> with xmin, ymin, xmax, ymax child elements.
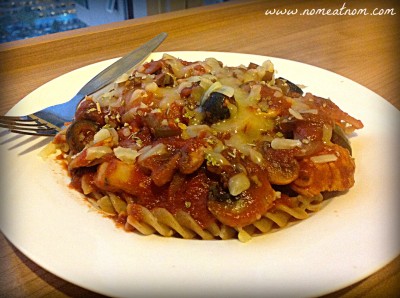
<box><xmin>84</xmin><ymin>187</ymin><xmax>323</xmax><ymax>242</ymax></box>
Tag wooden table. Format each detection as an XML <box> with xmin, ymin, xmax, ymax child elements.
<box><xmin>1</xmin><ymin>0</ymin><xmax>399</xmax><ymax>297</ymax></box>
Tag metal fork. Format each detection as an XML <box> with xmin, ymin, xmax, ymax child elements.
<box><xmin>0</xmin><ymin>32</ymin><xmax>168</xmax><ymax>137</ymax></box>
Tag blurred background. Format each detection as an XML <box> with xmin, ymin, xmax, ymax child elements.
<box><xmin>0</xmin><ymin>0</ymin><xmax>228</xmax><ymax>43</ymax></box>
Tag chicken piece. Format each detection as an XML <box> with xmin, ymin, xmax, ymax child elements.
<box><xmin>290</xmin><ymin>144</ymin><xmax>355</xmax><ymax>197</ymax></box>
<box><xmin>300</xmin><ymin>93</ymin><xmax>364</xmax><ymax>132</ymax></box>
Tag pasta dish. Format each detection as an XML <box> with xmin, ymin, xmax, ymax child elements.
<box><xmin>44</xmin><ymin>54</ymin><xmax>363</xmax><ymax>242</ymax></box>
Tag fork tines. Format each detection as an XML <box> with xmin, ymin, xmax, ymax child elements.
<box><xmin>0</xmin><ymin>115</ymin><xmax>59</xmax><ymax>136</ymax></box>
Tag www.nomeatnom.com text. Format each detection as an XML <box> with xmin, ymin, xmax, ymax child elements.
<box><xmin>265</xmin><ymin>2</ymin><xmax>396</xmax><ymax>16</ymax></box>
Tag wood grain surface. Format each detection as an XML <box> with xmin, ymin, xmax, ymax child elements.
<box><xmin>0</xmin><ymin>0</ymin><xmax>399</xmax><ymax>297</ymax></box>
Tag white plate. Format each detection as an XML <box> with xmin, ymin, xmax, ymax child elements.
<box><xmin>1</xmin><ymin>52</ymin><xmax>399</xmax><ymax>298</ymax></box>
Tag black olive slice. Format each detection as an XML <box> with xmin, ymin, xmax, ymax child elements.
<box><xmin>66</xmin><ymin>119</ymin><xmax>99</xmax><ymax>154</ymax></box>
<box><xmin>331</xmin><ymin>124</ymin><xmax>352</xmax><ymax>155</ymax></box>
<box><xmin>276</xmin><ymin>77</ymin><xmax>304</xmax><ymax>96</ymax></box>
<box><xmin>202</xmin><ymin>92</ymin><xmax>232</xmax><ymax>124</ymax></box>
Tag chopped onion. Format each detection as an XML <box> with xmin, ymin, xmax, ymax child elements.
<box><xmin>138</xmin><ymin>143</ymin><xmax>167</xmax><ymax>162</ymax></box>
<box><xmin>115</xmin><ymin>73</ymin><xmax>130</xmax><ymax>84</ymax></box>
<box><xmin>162</xmin><ymin>53</ymin><xmax>176</xmax><ymax>60</ymax></box>
<box><xmin>205</xmin><ymin>57</ymin><xmax>222</xmax><ymax>70</ymax></box>
<box><xmin>228</xmin><ymin>172</ymin><xmax>250</xmax><ymax>196</ymax></box>
<box><xmin>94</xmin><ymin>128</ymin><xmax>111</xmax><ymax>143</ymax></box>
<box><xmin>114</xmin><ymin>147</ymin><xmax>140</xmax><ymax>164</ymax></box>
<box><xmin>100</xmin><ymin>90</ymin><xmax>116</xmax><ymax>103</ymax></box>
<box><xmin>217</xmin><ymin>85</ymin><xmax>235</xmax><ymax>97</ymax></box>
<box><xmin>300</xmin><ymin>109</ymin><xmax>318</xmax><ymax>114</ymax></box>
<box><xmin>130</xmin><ymin>89</ymin><xmax>146</xmax><ymax>102</ymax></box>
<box><xmin>177</xmin><ymin>81</ymin><xmax>193</xmax><ymax>93</ymax></box>
<box><xmin>262</xmin><ymin>60</ymin><xmax>274</xmax><ymax>73</ymax></box>
<box><xmin>291</xmin><ymin>100</ymin><xmax>311</xmax><ymax>111</ymax></box>
<box><xmin>86</xmin><ymin>146</ymin><xmax>112</xmax><ymax>161</ymax></box>
<box><xmin>271</xmin><ymin>138</ymin><xmax>302</xmax><ymax>149</ymax></box>
<box><xmin>145</xmin><ymin>82</ymin><xmax>158</xmax><ymax>93</ymax></box>
<box><xmin>246</xmin><ymin>84</ymin><xmax>261</xmax><ymax>104</ymax></box>
<box><xmin>256</xmin><ymin>65</ymin><xmax>267</xmax><ymax>80</ymax></box>
<box><xmin>94</xmin><ymin>127</ymin><xmax>118</xmax><ymax>145</ymax></box>
<box><xmin>289</xmin><ymin>108</ymin><xmax>304</xmax><ymax>120</ymax></box>
<box><xmin>243</xmin><ymin>69</ymin><xmax>258</xmax><ymax>83</ymax></box>
<box><xmin>185</xmin><ymin>124</ymin><xmax>211</xmax><ymax>138</ymax></box>
<box><xmin>162</xmin><ymin>54</ymin><xmax>184</xmax><ymax>77</ymax></box>
<box><xmin>199</xmin><ymin>77</ymin><xmax>214</xmax><ymax>90</ymax></box>
<box><xmin>186</xmin><ymin>76</ymin><xmax>202</xmax><ymax>83</ymax></box>
<box><xmin>310</xmin><ymin>154</ymin><xmax>338</xmax><ymax>163</ymax></box>
<box><xmin>201</xmin><ymin>81</ymin><xmax>222</xmax><ymax>105</ymax></box>
<box><xmin>249</xmin><ymin>148</ymin><xmax>264</xmax><ymax>165</ymax></box>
